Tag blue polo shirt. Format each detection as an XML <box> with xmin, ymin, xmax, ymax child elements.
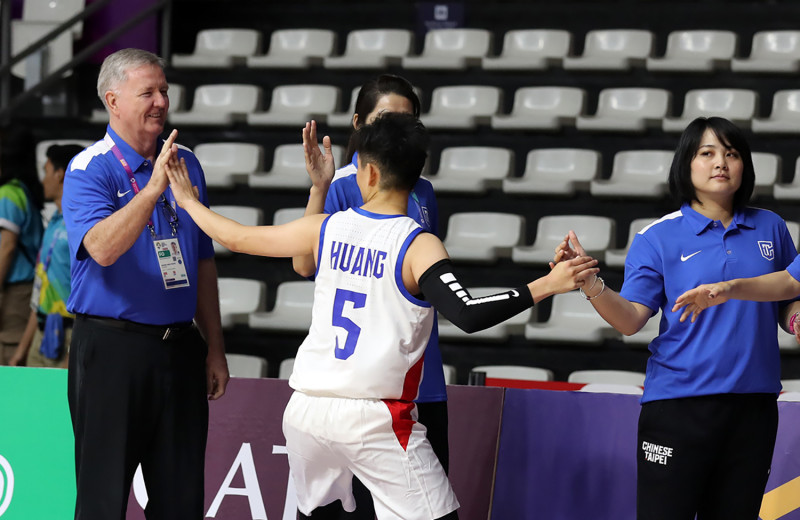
<box><xmin>622</xmin><ymin>204</ymin><xmax>795</xmax><ymax>403</ymax></box>
<box><xmin>0</xmin><ymin>179</ymin><xmax>43</xmax><ymax>283</ymax></box>
<box><xmin>325</xmin><ymin>153</ymin><xmax>446</xmax><ymax>403</ymax></box>
<box><xmin>62</xmin><ymin>126</ymin><xmax>214</xmax><ymax>325</ymax></box>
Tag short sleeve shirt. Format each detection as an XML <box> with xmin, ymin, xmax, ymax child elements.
<box><xmin>62</xmin><ymin>126</ymin><xmax>214</xmax><ymax>325</ymax></box>
<box><xmin>0</xmin><ymin>179</ymin><xmax>43</xmax><ymax>283</ymax></box>
<box><xmin>31</xmin><ymin>211</ymin><xmax>71</xmax><ymax>317</ymax></box>
<box><xmin>621</xmin><ymin>204</ymin><xmax>795</xmax><ymax>403</ymax></box>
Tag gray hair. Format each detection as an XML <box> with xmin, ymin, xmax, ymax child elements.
<box><xmin>97</xmin><ymin>48</ymin><xmax>166</xmax><ymax>109</ymax></box>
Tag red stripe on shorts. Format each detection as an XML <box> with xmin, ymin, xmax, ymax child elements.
<box><xmin>382</xmin><ymin>355</ymin><xmax>425</xmax><ymax>450</ymax></box>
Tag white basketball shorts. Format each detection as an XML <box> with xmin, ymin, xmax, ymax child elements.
<box><xmin>283</xmin><ymin>391</ymin><xmax>459</xmax><ymax>519</ymax></box>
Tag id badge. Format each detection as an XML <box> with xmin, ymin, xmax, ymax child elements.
<box><xmin>153</xmin><ymin>237</ymin><xmax>190</xmax><ymax>289</ymax></box>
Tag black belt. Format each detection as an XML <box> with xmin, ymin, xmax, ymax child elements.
<box><xmin>76</xmin><ymin>314</ymin><xmax>194</xmax><ymax>341</ymax></box>
<box><xmin>36</xmin><ymin>312</ymin><xmax>74</xmax><ymax>331</ymax></box>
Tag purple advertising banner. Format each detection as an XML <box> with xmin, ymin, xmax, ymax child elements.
<box><xmin>126</xmin><ymin>380</ymin><xmax>504</xmax><ymax>520</ymax></box>
<box><xmin>760</xmin><ymin>401</ymin><xmax>800</xmax><ymax>520</ymax></box>
<box><xmin>491</xmin><ymin>389</ymin><xmax>640</xmax><ymax>520</ymax></box>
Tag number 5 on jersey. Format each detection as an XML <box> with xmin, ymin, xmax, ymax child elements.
<box><xmin>332</xmin><ymin>289</ymin><xmax>367</xmax><ymax>360</ymax></box>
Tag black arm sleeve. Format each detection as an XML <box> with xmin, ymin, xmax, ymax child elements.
<box><xmin>418</xmin><ymin>259</ymin><xmax>533</xmax><ymax>334</ymax></box>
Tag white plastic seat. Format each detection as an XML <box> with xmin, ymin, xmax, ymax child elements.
<box><xmin>246</xmin><ymin>29</ymin><xmax>336</xmax><ymax>69</ymax></box>
<box><xmin>662</xmin><ymin>89</ymin><xmax>758</xmax><ymax>132</ymax></box>
<box><xmin>778</xmin><ymin>324</ymin><xmax>800</xmax><ymax>352</ymax></box>
<box><xmin>442</xmin><ymin>212</ymin><xmax>525</xmax><ymax>263</ymax></box>
<box><xmin>751</xmin><ymin>152</ymin><xmax>781</xmax><ymax>197</ymax></box>
<box><xmin>20</xmin><ymin>0</ymin><xmax>84</xmax><ymax>36</ymax></box>
<box><xmin>621</xmin><ymin>309</ymin><xmax>662</xmax><ymax>346</ymax></box>
<box><xmin>11</xmin><ymin>21</ymin><xmax>73</xmax><ymax>79</ymax></box>
<box><xmin>590</xmin><ymin>150</ymin><xmax>673</xmax><ymax>198</ymax></box>
<box><xmin>563</xmin><ymin>29</ymin><xmax>653</xmax><ymax>71</ymax></box>
<box><xmin>248</xmin><ymin>143</ymin><xmax>344</xmax><ymax>190</ymax></box>
<box><xmin>502</xmin><ymin>148</ymin><xmax>600</xmax><ymax>196</ymax></box>
<box><xmin>732</xmin><ymin>31</ymin><xmax>800</xmax><ymax>74</ymax></box>
<box><xmin>248</xmin><ymin>281</ymin><xmax>315</xmax><ymax>333</ymax></box>
<box><xmin>605</xmin><ymin>218</ymin><xmax>658</xmax><ymax>269</ymax></box>
<box><xmin>512</xmin><ymin>214</ymin><xmax>615</xmax><ymax>265</ymax></box>
<box><xmin>421</xmin><ymin>85</ymin><xmax>502</xmax><ymax>130</ymax></box>
<box><xmin>279</xmin><ymin>358</ymin><xmax>295</xmax><ymax>380</ymax></box>
<box><xmin>35</xmin><ymin>139</ymin><xmax>92</xmax><ymax>180</ymax></box>
<box><xmin>327</xmin><ymin>86</ymin><xmax>360</xmax><ymax>128</ymax></box>
<box><xmin>438</xmin><ymin>287</ymin><xmax>535</xmax><ymax>342</ymax></box>
<box><xmin>324</xmin><ymin>29</ymin><xmax>413</xmax><ymax>69</ymax></box>
<box><xmin>91</xmin><ymin>84</ymin><xmax>186</xmax><ymax>124</ymax></box>
<box><xmin>218</xmin><ymin>277</ymin><xmax>266</xmax><ymax>328</ymax></box>
<box><xmin>226</xmin><ymin>353</ymin><xmax>268</xmax><ymax>378</ymax></box>
<box><xmin>482</xmin><ymin>29</ymin><xmax>572</xmax><ymax>70</ymax></box>
<box><xmin>576</xmin><ymin>88</ymin><xmax>671</xmax><ymax>132</ymax></box>
<box><xmin>646</xmin><ymin>30</ymin><xmax>737</xmax><ymax>72</ymax></box>
<box><xmin>752</xmin><ymin>90</ymin><xmax>800</xmax><ymax>134</ymax></box>
<box><xmin>774</xmin><ymin>157</ymin><xmax>800</xmax><ymax>200</ymax></box>
<box><xmin>524</xmin><ymin>291</ymin><xmax>620</xmax><ymax>345</ymax></box>
<box><xmin>579</xmin><ymin>384</ymin><xmax>643</xmax><ymax>395</ymax></box>
<box><xmin>429</xmin><ymin>146</ymin><xmax>513</xmax><ymax>193</ymax></box>
<box><xmin>402</xmin><ymin>28</ymin><xmax>492</xmax><ymax>70</ymax></box>
<box><xmin>168</xmin><ymin>84</ymin><xmax>262</xmax><ymax>126</ymax></box>
<box><xmin>209</xmin><ymin>206</ymin><xmax>264</xmax><ymax>256</ymax></box>
<box><xmin>781</xmin><ymin>379</ymin><xmax>800</xmax><ymax>392</ymax></box>
<box><xmin>568</xmin><ymin>369</ymin><xmax>646</xmax><ymax>386</ymax></box>
<box><xmin>273</xmin><ymin>207</ymin><xmax>306</xmax><ymax>226</ymax></box>
<box><xmin>491</xmin><ymin>87</ymin><xmax>586</xmax><ymax>131</ymax></box>
<box><xmin>194</xmin><ymin>142</ymin><xmax>264</xmax><ymax>188</ymax></box>
<box><xmin>172</xmin><ymin>29</ymin><xmax>261</xmax><ymax>68</ymax></box>
<box><xmin>442</xmin><ymin>365</ymin><xmax>456</xmax><ymax>385</ymax></box>
<box><xmin>470</xmin><ymin>365</ymin><xmax>554</xmax><ymax>382</ymax></box>
<box><xmin>247</xmin><ymin>85</ymin><xmax>340</xmax><ymax>126</ymax></box>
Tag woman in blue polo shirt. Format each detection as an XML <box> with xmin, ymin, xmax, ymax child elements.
<box><xmin>555</xmin><ymin>117</ymin><xmax>794</xmax><ymax>520</ymax></box>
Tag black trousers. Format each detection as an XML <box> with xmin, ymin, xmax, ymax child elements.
<box><xmin>300</xmin><ymin>400</ymin><xmax>450</xmax><ymax>520</ymax></box>
<box><xmin>637</xmin><ymin>393</ymin><xmax>778</xmax><ymax>520</ymax></box>
<box><xmin>68</xmin><ymin>316</ymin><xmax>209</xmax><ymax>520</ymax></box>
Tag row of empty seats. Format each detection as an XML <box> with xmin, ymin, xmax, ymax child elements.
<box><xmin>92</xmin><ymin>83</ymin><xmax>800</xmax><ymax>134</ymax></box>
<box><xmin>173</xmin><ymin>27</ymin><xmax>800</xmax><ymax>73</ymax></box>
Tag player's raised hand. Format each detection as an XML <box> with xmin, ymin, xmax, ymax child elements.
<box><xmin>546</xmin><ymin>255</ymin><xmax>599</xmax><ymax>295</ymax></box>
<box><xmin>150</xmin><ymin>129</ymin><xmax>178</xmax><ymax>193</ymax></box>
<box><xmin>302</xmin><ymin>120</ymin><xmax>335</xmax><ymax>190</ymax></box>
<box><xmin>165</xmin><ymin>155</ymin><xmax>198</xmax><ymax>208</ymax></box>
<box><xmin>672</xmin><ymin>282</ymin><xmax>732</xmax><ymax>323</ymax></box>
<box><xmin>549</xmin><ymin>230</ymin><xmax>586</xmax><ymax>269</ymax></box>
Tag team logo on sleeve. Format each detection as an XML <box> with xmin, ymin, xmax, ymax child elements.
<box><xmin>758</xmin><ymin>241</ymin><xmax>775</xmax><ymax>261</ymax></box>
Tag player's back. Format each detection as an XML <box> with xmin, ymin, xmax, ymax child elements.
<box><xmin>290</xmin><ymin>207</ymin><xmax>434</xmax><ymax>400</ymax></box>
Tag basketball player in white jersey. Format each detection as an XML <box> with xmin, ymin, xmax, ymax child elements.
<box><xmin>164</xmin><ymin>113</ymin><xmax>599</xmax><ymax>520</ymax></box>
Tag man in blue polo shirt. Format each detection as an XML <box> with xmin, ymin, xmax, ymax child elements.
<box><xmin>62</xmin><ymin>48</ymin><xmax>228</xmax><ymax>520</ymax></box>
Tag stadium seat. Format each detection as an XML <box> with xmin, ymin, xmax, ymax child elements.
<box><xmin>568</xmin><ymin>369</ymin><xmax>646</xmax><ymax>386</ymax></box>
<box><xmin>172</xmin><ymin>28</ymin><xmax>261</xmax><ymax>68</ymax></box>
<box><xmin>209</xmin><ymin>206</ymin><xmax>264</xmax><ymax>256</ymax></box>
<box><xmin>751</xmin><ymin>152</ymin><xmax>781</xmax><ymax>198</ymax></box>
<box><xmin>662</xmin><ymin>89</ymin><xmax>758</xmax><ymax>132</ymax></box>
<box><xmin>194</xmin><ymin>142</ymin><xmax>264</xmax><ymax>188</ymax></box>
<box><xmin>21</xmin><ymin>0</ymin><xmax>84</xmax><ymax>34</ymax></box>
<box><xmin>226</xmin><ymin>353</ymin><xmax>268</xmax><ymax>378</ymax></box>
<box><xmin>563</xmin><ymin>29</ymin><xmax>653</xmax><ymax>71</ymax></box>
<box><xmin>442</xmin><ymin>364</ymin><xmax>457</xmax><ymax>385</ymax></box>
<box><xmin>579</xmin><ymin>383</ymin><xmax>644</xmax><ymax>395</ymax></box>
<box><xmin>470</xmin><ymin>365</ymin><xmax>554</xmax><ymax>382</ymax></box>
<box><xmin>646</xmin><ymin>30</ymin><xmax>737</xmax><ymax>72</ymax></box>
<box><xmin>11</xmin><ymin>20</ymin><xmax>73</xmax><ymax>79</ymax></box>
<box><xmin>402</xmin><ymin>28</ymin><xmax>492</xmax><ymax>70</ymax></box>
<box><xmin>168</xmin><ymin>84</ymin><xmax>262</xmax><ymax>126</ymax></box>
<box><xmin>247</xmin><ymin>85</ymin><xmax>340</xmax><ymax>126</ymax></box>
<box><xmin>272</xmin><ymin>207</ymin><xmax>306</xmax><ymax>226</ymax></box>
<box><xmin>502</xmin><ymin>148</ymin><xmax>600</xmax><ymax>196</ymax></box>
<box><xmin>438</xmin><ymin>287</ymin><xmax>535</xmax><ymax>342</ymax></box>
<box><xmin>481</xmin><ymin>29</ymin><xmax>572</xmax><ymax>70</ymax></box>
<box><xmin>442</xmin><ymin>212</ymin><xmax>525</xmax><ymax>263</ymax></box>
<box><xmin>575</xmin><ymin>87</ymin><xmax>671</xmax><ymax>132</ymax></box>
<box><xmin>782</xmin><ymin>379</ymin><xmax>800</xmax><ymax>392</ymax></box>
<box><xmin>589</xmin><ymin>150</ymin><xmax>673</xmax><ymax>198</ymax></box>
<box><xmin>778</xmin><ymin>324</ymin><xmax>800</xmax><ymax>352</ymax></box>
<box><xmin>490</xmin><ymin>86</ymin><xmax>586</xmax><ymax>131</ymax></box>
<box><xmin>327</xmin><ymin>86</ymin><xmax>360</xmax><ymax>128</ymax></box>
<box><xmin>246</xmin><ymin>29</ymin><xmax>336</xmax><ymax>68</ymax></box>
<box><xmin>732</xmin><ymin>31</ymin><xmax>800</xmax><ymax>74</ymax></box>
<box><xmin>621</xmin><ymin>309</ymin><xmax>662</xmax><ymax>347</ymax></box>
<box><xmin>774</xmin><ymin>157</ymin><xmax>800</xmax><ymax>200</ymax></box>
<box><xmin>429</xmin><ymin>146</ymin><xmax>514</xmax><ymax>193</ymax></box>
<box><xmin>324</xmin><ymin>29</ymin><xmax>413</xmax><ymax>69</ymax></box>
<box><xmin>605</xmin><ymin>217</ymin><xmax>658</xmax><ymax>269</ymax></box>
<box><xmin>35</xmin><ymin>138</ymin><xmax>93</xmax><ymax>180</ymax></box>
<box><xmin>512</xmin><ymin>214</ymin><xmax>615</xmax><ymax>265</ymax></box>
<box><xmin>752</xmin><ymin>90</ymin><xmax>800</xmax><ymax>134</ymax></box>
<box><xmin>218</xmin><ymin>277</ymin><xmax>266</xmax><ymax>328</ymax></box>
<box><xmin>421</xmin><ymin>85</ymin><xmax>502</xmax><ymax>130</ymax></box>
<box><xmin>524</xmin><ymin>291</ymin><xmax>620</xmax><ymax>345</ymax></box>
<box><xmin>778</xmin><ymin>392</ymin><xmax>800</xmax><ymax>402</ymax></box>
<box><xmin>91</xmin><ymin>84</ymin><xmax>187</xmax><ymax>124</ymax></box>
<box><xmin>248</xmin><ymin>280</ymin><xmax>316</xmax><ymax>333</ymax></box>
<box><xmin>248</xmin><ymin>143</ymin><xmax>344</xmax><ymax>190</ymax></box>
<box><xmin>279</xmin><ymin>358</ymin><xmax>295</xmax><ymax>379</ymax></box>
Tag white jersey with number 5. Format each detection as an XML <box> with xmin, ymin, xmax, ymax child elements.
<box><xmin>289</xmin><ymin>207</ymin><xmax>434</xmax><ymax>400</ymax></box>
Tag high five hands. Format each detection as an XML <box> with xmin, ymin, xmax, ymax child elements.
<box><xmin>302</xmin><ymin>120</ymin><xmax>335</xmax><ymax>189</ymax></box>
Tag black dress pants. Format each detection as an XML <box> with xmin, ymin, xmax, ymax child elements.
<box><xmin>68</xmin><ymin>316</ymin><xmax>209</xmax><ymax>520</ymax></box>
